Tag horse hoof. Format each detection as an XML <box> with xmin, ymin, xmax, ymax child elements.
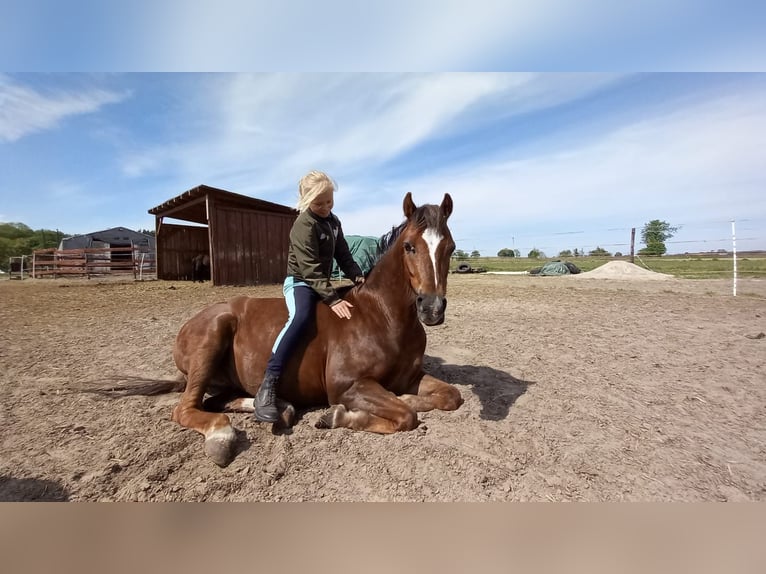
<box><xmin>204</xmin><ymin>428</ymin><xmax>236</xmax><ymax>467</ymax></box>
<box><xmin>275</xmin><ymin>401</ymin><xmax>296</xmax><ymax>430</ymax></box>
<box><xmin>315</xmin><ymin>405</ymin><xmax>344</xmax><ymax>429</ymax></box>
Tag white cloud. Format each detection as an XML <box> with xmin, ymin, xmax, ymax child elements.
<box><xmin>118</xmin><ymin>73</ymin><xmax>619</xmax><ymax>197</ymax></box>
<box><xmin>0</xmin><ymin>75</ymin><xmax>129</xmax><ymax>142</ymax></box>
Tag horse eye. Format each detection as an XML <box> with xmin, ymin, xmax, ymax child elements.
<box><xmin>404</xmin><ymin>242</ymin><xmax>415</xmax><ymax>253</ymax></box>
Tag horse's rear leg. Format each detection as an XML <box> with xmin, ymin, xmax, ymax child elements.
<box><xmin>172</xmin><ymin>313</ymin><xmax>239</xmax><ymax>467</ymax></box>
<box><xmin>316</xmin><ymin>378</ymin><xmax>418</xmax><ymax>434</ymax></box>
<box><xmin>398</xmin><ymin>373</ymin><xmax>463</xmax><ymax>412</ymax></box>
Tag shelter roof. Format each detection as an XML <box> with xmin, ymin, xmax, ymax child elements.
<box><xmin>148</xmin><ymin>184</ymin><xmax>296</xmax><ymax>224</ymax></box>
<box><xmin>62</xmin><ymin>227</ymin><xmax>155</xmax><ymax>246</ymax></box>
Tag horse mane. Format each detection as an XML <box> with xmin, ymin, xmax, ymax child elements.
<box><xmin>375</xmin><ymin>204</ymin><xmax>443</xmax><ymax>261</ymax></box>
<box><xmin>375</xmin><ymin>222</ymin><xmax>405</xmax><ymax>261</ymax></box>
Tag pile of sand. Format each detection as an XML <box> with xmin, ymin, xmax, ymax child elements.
<box><xmin>575</xmin><ymin>260</ymin><xmax>674</xmax><ymax>280</ymax></box>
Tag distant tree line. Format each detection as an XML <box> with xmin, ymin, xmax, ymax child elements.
<box><xmin>453</xmin><ymin>249</ymin><xmax>482</xmax><ymax>259</ymax></box>
<box><xmin>485</xmin><ymin>219</ymin><xmax>677</xmax><ymax>260</ymax></box>
<box><xmin>0</xmin><ymin>222</ymin><xmax>68</xmax><ymax>271</ymax></box>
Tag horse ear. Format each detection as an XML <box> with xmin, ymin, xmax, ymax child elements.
<box><xmin>403</xmin><ymin>192</ymin><xmax>416</xmax><ymax>218</ymax></box>
<box><xmin>441</xmin><ymin>193</ymin><xmax>453</xmax><ymax>219</ymax></box>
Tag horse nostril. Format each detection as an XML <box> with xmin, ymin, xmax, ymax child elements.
<box><xmin>416</xmin><ymin>296</ymin><xmax>424</xmax><ymax>305</ymax></box>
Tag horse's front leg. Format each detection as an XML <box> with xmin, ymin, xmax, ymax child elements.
<box><xmin>316</xmin><ymin>378</ymin><xmax>418</xmax><ymax>433</ymax></box>
<box><xmin>204</xmin><ymin>393</ymin><xmax>297</xmax><ymax>430</ymax></box>
<box><xmin>398</xmin><ymin>373</ymin><xmax>463</xmax><ymax>412</ymax></box>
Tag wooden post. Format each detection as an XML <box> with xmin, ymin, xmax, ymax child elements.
<box><xmin>131</xmin><ymin>242</ymin><xmax>137</xmax><ymax>280</ymax></box>
<box><xmin>731</xmin><ymin>219</ymin><xmax>737</xmax><ymax>297</ymax></box>
<box><xmin>630</xmin><ymin>228</ymin><xmax>636</xmax><ymax>263</ymax></box>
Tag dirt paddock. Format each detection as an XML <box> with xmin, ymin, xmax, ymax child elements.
<box><xmin>1</xmin><ymin>272</ymin><xmax>764</xmax><ymax>501</ymax></box>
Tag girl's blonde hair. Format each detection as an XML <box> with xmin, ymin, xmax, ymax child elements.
<box><xmin>296</xmin><ymin>170</ymin><xmax>336</xmax><ymax>212</ymax></box>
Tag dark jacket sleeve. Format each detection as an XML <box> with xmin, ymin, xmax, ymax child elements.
<box><xmin>333</xmin><ymin>221</ymin><xmax>364</xmax><ymax>281</ymax></box>
<box><xmin>289</xmin><ymin>216</ymin><xmax>338</xmax><ymax>303</ymax></box>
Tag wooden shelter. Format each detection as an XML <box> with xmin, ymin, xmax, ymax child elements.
<box><xmin>148</xmin><ymin>185</ymin><xmax>297</xmax><ymax>286</ymax></box>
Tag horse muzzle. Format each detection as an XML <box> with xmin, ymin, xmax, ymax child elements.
<box><xmin>416</xmin><ymin>294</ymin><xmax>447</xmax><ymax>326</ymax></box>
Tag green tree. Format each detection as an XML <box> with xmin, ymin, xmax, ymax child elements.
<box><xmin>0</xmin><ymin>222</ymin><xmax>70</xmax><ymax>271</ymax></box>
<box><xmin>639</xmin><ymin>219</ymin><xmax>678</xmax><ymax>256</ymax></box>
<box><xmin>588</xmin><ymin>246</ymin><xmax>611</xmax><ymax>256</ymax></box>
<box><xmin>470</xmin><ymin>250</ymin><xmax>481</xmax><ymax>258</ymax></box>
<box><xmin>558</xmin><ymin>249</ymin><xmax>573</xmax><ymax>257</ymax></box>
<box><xmin>528</xmin><ymin>248</ymin><xmax>545</xmax><ymax>259</ymax></box>
<box><xmin>0</xmin><ymin>222</ymin><xmax>33</xmax><ymax>240</ymax></box>
<box><xmin>453</xmin><ymin>249</ymin><xmax>468</xmax><ymax>260</ymax></box>
<box><xmin>0</xmin><ymin>237</ymin><xmax>13</xmax><ymax>270</ymax></box>
<box><xmin>497</xmin><ymin>248</ymin><xmax>516</xmax><ymax>257</ymax></box>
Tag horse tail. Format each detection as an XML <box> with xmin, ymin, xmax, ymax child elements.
<box><xmin>86</xmin><ymin>374</ymin><xmax>186</xmax><ymax>397</ymax></box>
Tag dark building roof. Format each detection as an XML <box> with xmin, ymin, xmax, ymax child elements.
<box><xmin>148</xmin><ymin>184</ymin><xmax>296</xmax><ymax>224</ymax></box>
<box><xmin>60</xmin><ymin>227</ymin><xmax>155</xmax><ymax>249</ymax></box>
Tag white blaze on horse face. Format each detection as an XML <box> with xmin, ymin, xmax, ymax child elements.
<box><xmin>422</xmin><ymin>227</ymin><xmax>443</xmax><ymax>287</ymax></box>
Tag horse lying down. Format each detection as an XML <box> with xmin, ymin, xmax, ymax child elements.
<box><xmin>100</xmin><ymin>193</ymin><xmax>462</xmax><ymax>466</ymax></box>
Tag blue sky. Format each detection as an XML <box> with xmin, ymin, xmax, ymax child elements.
<box><xmin>2</xmin><ymin>72</ymin><xmax>764</xmax><ymax>256</ymax></box>
<box><xmin>1</xmin><ymin>1</ymin><xmax>765</xmax><ymax>256</ymax></box>
<box><xmin>3</xmin><ymin>1</ymin><xmax>766</xmax><ymax>71</ymax></box>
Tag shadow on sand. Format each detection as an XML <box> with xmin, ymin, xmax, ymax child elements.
<box><xmin>0</xmin><ymin>476</ymin><xmax>70</xmax><ymax>502</ymax></box>
<box><xmin>423</xmin><ymin>355</ymin><xmax>535</xmax><ymax>422</ymax></box>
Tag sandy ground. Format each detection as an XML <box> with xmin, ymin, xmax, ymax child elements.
<box><xmin>1</xmin><ymin>268</ymin><xmax>764</xmax><ymax>501</ymax></box>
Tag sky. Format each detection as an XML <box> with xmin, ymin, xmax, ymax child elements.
<box><xmin>1</xmin><ymin>3</ymin><xmax>765</xmax><ymax>257</ymax></box>
<box><xmin>2</xmin><ymin>72</ymin><xmax>764</xmax><ymax>256</ymax></box>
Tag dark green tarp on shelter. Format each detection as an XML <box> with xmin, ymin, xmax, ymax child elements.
<box><xmin>331</xmin><ymin>235</ymin><xmax>380</xmax><ymax>279</ymax></box>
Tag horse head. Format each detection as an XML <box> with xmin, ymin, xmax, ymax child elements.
<box><xmin>400</xmin><ymin>192</ymin><xmax>455</xmax><ymax>325</ymax></box>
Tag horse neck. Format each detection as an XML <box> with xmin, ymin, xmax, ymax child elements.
<box><xmin>356</xmin><ymin>239</ymin><xmax>416</xmax><ymax>314</ymax></box>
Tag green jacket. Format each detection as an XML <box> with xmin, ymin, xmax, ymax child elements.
<box><xmin>287</xmin><ymin>209</ymin><xmax>363</xmax><ymax>305</ymax></box>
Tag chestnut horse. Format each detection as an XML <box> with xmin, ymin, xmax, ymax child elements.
<box><xmin>109</xmin><ymin>193</ymin><xmax>462</xmax><ymax>466</ymax></box>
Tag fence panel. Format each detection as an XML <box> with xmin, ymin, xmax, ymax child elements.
<box><xmin>31</xmin><ymin>247</ymin><xmax>156</xmax><ymax>279</ymax></box>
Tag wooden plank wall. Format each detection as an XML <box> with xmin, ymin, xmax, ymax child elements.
<box><xmin>31</xmin><ymin>247</ymin><xmax>151</xmax><ymax>278</ymax></box>
<box><xmin>210</xmin><ymin>206</ymin><xmax>294</xmax><ymax>285</ymax></box>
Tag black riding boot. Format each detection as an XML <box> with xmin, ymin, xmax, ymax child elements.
<box><xmin>253</xmin><ymin>372</ymin><xmax>280</xmax><ymax>423</ymax></box>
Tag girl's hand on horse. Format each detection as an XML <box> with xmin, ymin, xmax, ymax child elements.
<box><xmin>330</xmin><ymin>299</ymin><xmax>354</xmax><ymax>319</ymax></box>
<box><xmin>354</xmin><ymin>275</ymin><xmax>365</xmax><ymax>285</ymax></box>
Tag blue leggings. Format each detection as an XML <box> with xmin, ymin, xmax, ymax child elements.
<box><xmin>265</xmin><ymin>277</ymin><xmax>319</xmax><ymax>377</ymax></box>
